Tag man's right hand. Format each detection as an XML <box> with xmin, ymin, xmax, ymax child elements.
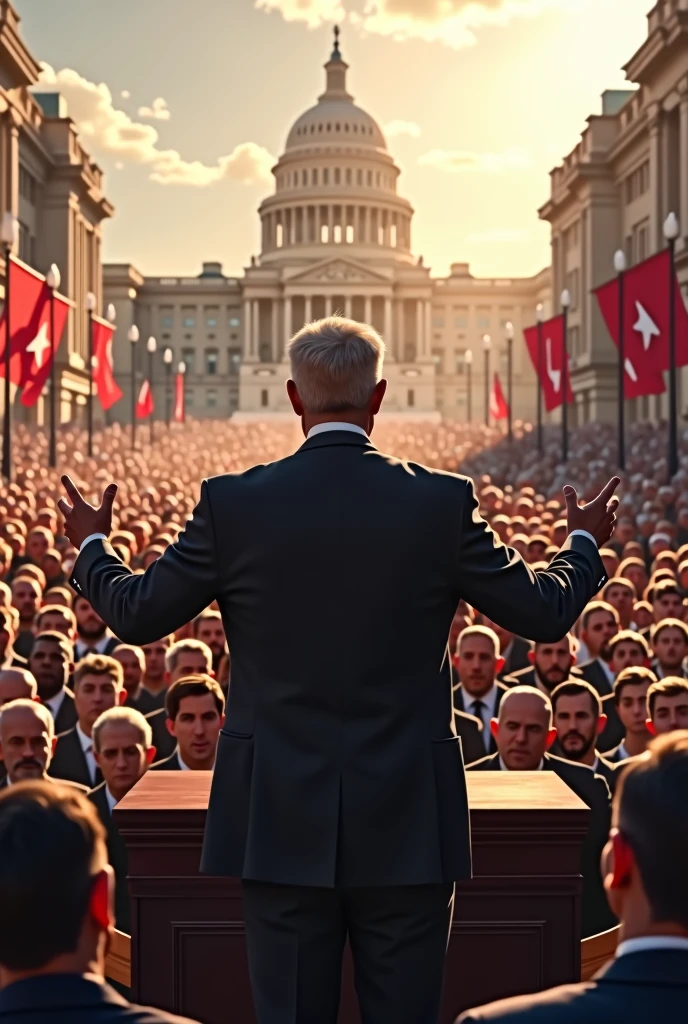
<box><xmin>564</xmin><ymin>477</ymin><xmax>620</xmax><ymax>548</ymax></box>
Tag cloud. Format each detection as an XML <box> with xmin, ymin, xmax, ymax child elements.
<box><xmin>384</xmin><ymin>119</ymin><xmax>421</xmax><ymax>138</ymax></box>
<box><xmin>37</xmin><ymin>64</ymin><xmax>275</xmax><ymax>187</ymax></box>
<box><xmin>138</xmin><ymin>97</ymin><xmax>171</xmax><ymax>121</ymax></box>
<box><xmin>120</xmin><ymin>89</ymin><xmax>130</xmax><ymax>99</ymax></box>
<box><xmin>254</xmin><ymin>0</ymin><xmax>344</xmax><ymax>27</ymax></box>
<box><xmin>418</xmin><ymin>146</ymin><xmax>531</xmax><ymax>173</ymax></box>
<box><xmin>467</xmin><ymin>229</ymin><xmax>528</xmax><ymax>243</ymax></box>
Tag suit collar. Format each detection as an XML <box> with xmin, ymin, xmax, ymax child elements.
<box><xmin>296</xmin><ymin>430</ymin><xmax>377</xmax><ymax>454</ymax></box>
<box><xmin>596</xmin><ymin>948</ymin><xmax>688</xmax><ymax>986</ymax></box>
<box><xmin>0</xmin><ymin>973</ymin><xmax>128</xmax><ymax>1012</ymax></box>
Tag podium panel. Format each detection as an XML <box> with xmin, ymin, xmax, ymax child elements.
<box><xmin>116</xmin><ymin>772</ymin><xmax>588</xmax><ymax>1023</ymax></box>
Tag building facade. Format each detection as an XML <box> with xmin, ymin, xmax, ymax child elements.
<box><xmin>0</xmin><ymin>0</ymin><xmax>113</xmax><ymax>425</ymax></box>
<box><xmin>540</xmin><ymin>0</ymin><xmax>688</xmax><ymax>425</ymax></box>
<box><xmin>106</xmin><ymin>33</ymin><xmax>549</xmax><ymax>424</ymax></box>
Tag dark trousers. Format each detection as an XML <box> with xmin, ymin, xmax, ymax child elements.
<box><xmin>241</xmin><ymin>880</ymin><xmax>455</xmax><ymax>1024</ymax></box>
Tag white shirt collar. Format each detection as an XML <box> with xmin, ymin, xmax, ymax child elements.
<box><xmin>617</xmin><ymin>936</ymin><xmax>688</xmax><ymax>958</ymax></box>
<box><xmin>75</xmin><ymin>722</ymin><xmax>92</xmax><ymax>753</ymax></box>
<box><xmin>499</xmin><ymin>756</ymin><xmax>545</xmax><ymax>771</ymax></box>
<box><xmin>597</xmin><ymin>658</ymin><xmax>615</xmax><ymax>684</ymax></box>
<box><xmin>75</xmin><ymin>634</ymin><xmax>111</xmax><ymax>657</ymax></box>
<box><xmin>307</xmin><ymin>422</ymin><xmax>368</xmax><ymax>439</ymax></box>
<box><xmin>617</xmin><ymin>741</ymin><xmax>631</xmax><ymax>761</ymax></box>
<box><xmin>43</xmin><ymin>689</ymin><xmax>66</xmax><ymax>720</ymax></box>
<box><xmin>105</xmin><ymin>787</ymin><xmax>117</xmax><ymax>813</ymax></box>
<box><xmin>176</xmin><ymin>748</ymin><xmax>214</xmax><ymax>772</ymax></box>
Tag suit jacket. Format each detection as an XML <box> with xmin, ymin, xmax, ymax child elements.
<box><xmin>52</xmin><ymin>688</ymin><xmax>78</xmax><ymax>736</ymax></box>
<box><xmin>577</xmin><ymin>658</ymin><xmax>614</xmax><ymax>696</ymax></box>
<box><xmin>597</xmin><ymin>692</ymin><xmax>625</xmax><ymax>753</ymax></box>
<box><xmin>150</xmin><ymin>749</ymin><xmax>182</xmax><ymax>771</ymax></box>
<box><xmin>453</xmin><ymin>710</ymin><xmax>487</xmax><ymax>767</ymax></box>
<box><xmin>89</xmin><ymin>782</ymin><xmax>130</xmax><ymax>932</ymax></box>
<box><xmin>141</xmin><ymin>706</ymin><xmax>177</xmax><ymax>760</ymax></box>
<box><xmin>0</xmin><ymin>973</ymin><xmax>198</xmax><ymax>1023</ymax></box>
<box><xmin>468</xmin><ymin>751</ymin><xmax>615</xmax><ymax>937</ymax></box>
<box><xmin>71</xmin><ymin>429</ymin><xmax>607</xmax><ymax>888</ymax></box>
<box><xmin>0</xmin><ymin>773</ymin><xmax>88</xmax><ymax>793</ymax></box>
<box><xmin>500</xmin><ymin>636</ymin><xmax>532</xmax><ymax>679</ymax></box>
<box><xmin>74</xmin><ymin>635</ymin><xmax>120</xmax><ymax>660</ymax></box>
<box><xmin>456</xmin><ymin>949</ymin><xmax>688</xmax><ymax>1023</ymax></box>
<box><xmin>49</xmin><ymin>726</ymin><xmax>102</xmax><ymax>789</ymax></box>
<box><xmin>547</xmin><ymin>742</ymin><xmax>622</xmax><ymax>794</ymax></box>
<box><xmin>453</xmin><ymin>682</ymin><xmax>507</xmax><ymax>756</ymax></box>
<box><xmin>502</xmin><ymin>665</ymin><xmax>583</xmax><ymax>690</ymax></box>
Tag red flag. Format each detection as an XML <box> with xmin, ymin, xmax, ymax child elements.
<box><xmin>173</xmin><ymin>371</ymin><xmax>184</xmax><ymax>423</ymax></box>
<box><xmin>489</xmin><ymin>373</ymin><xmax>508</xmax><ymax>421</ymax></box>
<box><xmin>523</xmin><ymin>315</ymin><xmax>574</xmax><ymax>412</ymax></box>
<box><xmin>0</xmin><ymin>258</ymin><xmax>51</xmax><ymax>385</ymax></box>
<box><xmin>92</xmin><ymin>317</ymin><xmax>122</xmax><ymax>410</ymax></box>
<box><xmin>593</xmin><ymin>250</ymin><xmax>686</xmax><ymax>397</ymax></box>
<box><xmin>135</xmin><ymin>380</ymin><xmax>154</xmax><ymax>419</ymax></box>
<box><xmin>19</xmin><ymin>291</ymin><xmax>71</xmax><ymax>407</ymax></box>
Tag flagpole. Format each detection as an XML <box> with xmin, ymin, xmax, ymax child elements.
<box><xmin>465</xmin><ymin>349</ymin><xmax>473</xmax><ymax>423</ymax></box>
<box><xmin>164</xmin><ymin>347</ymin><xmax>172</xmax><ymax>427</ymax></box>
<box><xmin>1</xmin><ymin>214</ymin><xmax>17</xmax><ymax>483</ymax></box>
<box><xmin>46</xmin><ymin>264</ymin><xmax>61</xmax><ymax>469</ymax></box>
<box><xmin>535</xmin><ymin>305</ymin><xmax>544</xmax><ymax>454</ymax></box>
<box><xmin>505</xmin><ymin>321</ymin><xmax>514</xmax><ymax>442</ymax></box>
<box><xmin>561</xmin><ymin>289</ymin><xmax>571</xmax><ymax>463</ymax></box>
<box><xmin>86</xmin><ymin>292</ymin><xmax>96</xmax><ymax>458</ymax></box>
<box><xmin>128</xmin><ymin>325</ymin><xmax>139</xmax><ymax>449</ymax></box>
<box><xmin>613</xmin><ymin>250</ymin><xmax>627</xmax><ymax>471</ymax></box>
<box><xmin>483</xmin><ymin>334</ymin><xmax>491</xmax><ymax>426</ymax></box>
<box><xmin>147</xmin><ymin>335</ymin><xmax>156</xmax><ymax>445</ymax></box>
<box><xmin>178</xmin><ymin>361</ymin><xmax>187</xmax><ymax>424</ymax></box>
<box><xmin>664</xmin><ymin>212</ymin><xmax>680</xmax><ymax>481</ymax></box>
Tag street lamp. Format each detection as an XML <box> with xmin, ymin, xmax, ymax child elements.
<box><xmin>46</xmin><ymin>264</ymin><xmax>61</xmax><ymax>469</ymax></box>
<box><xmin>505</xmin><ymin>321</ymin><xmax>514</xmax><ymax>442</ymax></box>
<box><xmin>613</xmin><ymin>249</ymin><xmax>627</xmax><ymax>471</ymax></box>
<box><xmin>482</xmin><ymin>334</ymin><xmax>491</xmax><ymax>427</ymax></box>
<box><xmin>1</xmin><ymin>211</ymin><xmax>18</xmax><ymax>482</ymax></box>
<box><xmin>85</xmin><ymin>291</ymin><xmax>96</xmax><ymax>457</ymax></box>
<box><xmin>560</xmin><ymin>288</ymin><xmax>571</xmax><ymax>463</ymax></box>
<box><xmin>106</xmin><ymin>303</ymin><xmax>116</xmax><ymax>324</ymax></box>
<box><xmin>664</xmin><ymin>211</ymin><xmax>680</xmax><ymax>480</ymax></box>
<box><xmin>465</xmin><ymin>348</ymin><xmax>473</xmax><ymax>423</ymax></box>
<box><xmin>127</xmin><ymin>325</ymin><xmax>139</xmax><ymax>449</ymax></box>
<box><xmin>178</xmin><ymin>360</ymin><xmax>186</xmax><ymax>424</ymax></box>
<box><xmin>163</xmin><ymin>347</ymin><xmax>173</xmax><ymax>428</ymax></box>
<box><xmin>147</xmin><ymin>336</ymin><xmax>156</xmax><ymax>445</ymax></box>
<box><xmin>535</xmin><ymin>303</ymin><xmax>544</xmax><ymax>453</ymax></box>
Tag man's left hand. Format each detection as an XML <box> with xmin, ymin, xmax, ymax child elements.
<box><xmin>57</xmin><ymin>475</ymin><xmax>118</xmax><ymax>550</ymax></box>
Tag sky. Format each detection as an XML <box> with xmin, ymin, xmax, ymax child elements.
<box><xmin>17</xmin><ymin>0</ymin><xmax>655</xmax><ymax>280</ymax></box>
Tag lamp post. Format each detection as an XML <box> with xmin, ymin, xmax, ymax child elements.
<box><xmin>505</xmin><ymin>321</ymin><xmax>514</xmax><ymax>442</ymax></box>
<box><xmin>1</xmin><ymin>212</ymin><xmax>18</xmax><ymax>482</ymax></box>
<box><xmin>613</xmin><ymin>250</ymin><xmax>627</xmax><ymax>471</ymax></box>
<box><xmin>147</xmin><ymin>336</ymin><xmax>156</xmax><ymax>445</ymax></box>
<box><xmin>560</xmin><ymin>288</ymin><xmax>571</xmax><ymax>463</ymax></box>
<box><xmin>178</xmin><ymin>361</ymin><xmax>186</xmax><ymax>424</ymax></box>
<box><xmin>128</xmin><ymin>325</ymin><xmax>139</xmax><ymax>449</ymax></box>
<box><xmin>483</xmin><ymin>334</ymin><xmax>491</xmax><ymax>426</ymax></box>
<box><xmin>465</xmin><ymin>348</ymin><xmax>473</xmax><ymax>423</ymax></box>
<box><xmin>85</xmin><ymin>291</ymin><xmax>96</xmax><ymax>457</ymax></box>
<box><xmin>664</xmin><ymin>211</ymin><xmax>680</xmax><ymax>480</ymax></box>
<box><xmin>164</xmin><ymin>347</ymin><xmax>173</xmax><ymax>428</ymax></box>
<box><xmin>46</xmin><ymin>264</ymin><xmax>61</xmax><ymax>469</ymax></box>
<box><xmin>535</xmin><ymin>303</ymin><xmax>544</xmax><ymax>453</ymax></box>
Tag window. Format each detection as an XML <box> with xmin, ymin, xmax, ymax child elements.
<box><xmin>477</xmin><ymin>315</ymin><xmax>490</xmax><ymax>329</ymax></box>
<box><xmin>302</xmin><ymin>170</ymin><xmax>307</xmax><ymax>185</ymax></box>
<box><xmin>205</xmin><ymin>349</ymin><xmax>218</xmax><ymax>375</ymax></box>
<box><xmin>185</xmin><ymin>388</ymin><xmax>194</xmax><ymax>408</ymax></box>
<box><xmin>205</xmin><ymin>308</ymin><xmax>219</xmax><ymax>329</ymax></box>
<box><xmin>346</xmin><ymin>169</ymin><xmax>352</xmax><ymax>185</ymax></box>
<box><xmin>182</xmin><ymin>308</ymin><xmax>196</xmax><ymax>329</ymax></box>
<box><xmin>181</xmin><ymin>347</ymin><xmax>195</xmax><ymax>372</ymax></box>
<box><xmin>625</xmin><ymin>161</ymin><xmax>650</xmax><ymax>204</ymax></box>
<box><xmin>432</xmin><ymin>316</ymin><xmax>445</xmax><ymax>329</ymax></box>
<box><xmin>228</xmin><ymin>349</ymin><xmax>241</xmax><ymax>375</ymax></box>
<box><xmin>160</xmin><ymin>312</ymin><xmax>174</xmax><ymax>330</ymax></box>
<box><xmin>229</xmin><ymin>316</ymin><xmax>240</xmax><ymax>328</ymax></box>
<box><xmin>312</xmin><ymin>169</ymin><xmax>318</xmax><ymax>185</ymax></box>
<box><xmin>334</xmin><ymin>168</ymin><xmax>341</xmax><ymax>185</ymax></box>
<box><xmin>18</xmin><ymin>166</ymin><xmax>36</xmax><ymax>204</ymax></box>
<box><xmin>407</xmin><ymin>389</ymin><xmax>415</xmax><ymax>408</ymax></box>
<box><xmin>357</xmin><ymin>169</ymin><xmax>363</xmax><ymax>185</ymax></box>
<box><xmin>17</xmin><ymin>222</ymin><xmax>34</xmax><ymax>266</ymax></box>
<box><xmin>390</xmin><ymin>224</ymin><xmax>397</xmax><ymax>247</ymax></box>
<box><xmin>261</xmin><ymin>389</ymin><xmax>269</xmax><ymax>408</ymax></box>
<box><xmin>206</xmin><ymin>388</ymin><xmax>217</xmax><ymax>408</ymax></box>
<box><xmin>334</xmin><ymin>224</ymin><xmax>342</xmax><ymax>243</ymax></box>
<box><xmin>367</xmin><ymin>171</ymin><xmax>372</xmax><ymax>186</ymax></box>
<box><xmin>323</xmin><ymin>169</ymin><xmax>329</xmax><ymax>185</ymax></box>
<box><xmin>455</xmin><ymin>352</ymin><xmax>466</xmax><ymax>374</ymax></box>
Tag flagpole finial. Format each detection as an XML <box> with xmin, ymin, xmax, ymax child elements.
<box><xmin>332</xmin><ymin>25</ymin><xmax>341</xmax><ymax>60</ymax></box>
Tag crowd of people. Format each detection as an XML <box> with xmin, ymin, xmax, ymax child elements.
<box><xmin>1</xmin><ymin>414</ymin><xmax>688</xmax><ymax>1021</ymax></box>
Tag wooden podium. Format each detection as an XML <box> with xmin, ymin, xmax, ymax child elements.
<box><xmin>115</xmin><ymin>771</ymin><xmax>589</xmax><ymax>1023</ymax></box>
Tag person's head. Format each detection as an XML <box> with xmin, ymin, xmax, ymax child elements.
<box><xmin>633</xmin><ymin>600</ymin><xmax>654</xmax><ymax>631</ymax></box>
<box><xmin>0</xmin><ymin>668</ymin><xmax>37</xmax><ymax>707</ymax></box>
<box><xmin>650</xmin><ymin>618</ymin><xmax>688</xmax><ymax>673</ymax></box>
<box><xmin>42</xmin><ymin>586</ymin><xmax>72</xmax><ymax>609</ymax></box>
<box><xmin>529</xmin><ymin>635</ymin><xmax>577</xmax><ymax>691</ymax></box>
<box><xmin>112</xmin><ymin>644</ymin><xmax>145</xmax><ymax>699</ymax></box>
<box><xmin>551</xmin><ymin>681</ymin><xmax>606</xmax><ymax>762</ymax></box>
<box><xmin>164</xmin><ymin>675</ymin><xmax>225</xmax><ymax>768</ymax></box>
<box><xmin>34</xmin><ymin>604</ymin><xmax>77</xmax><ymax>643</ymax></box>
<box><xmin>28</xmin><ymin>632</ymin><xmax>73</xmax><ymax>702</ymax></box>
<box><xmin>0</xmin><ymin>607</ymin><xmax>16</xmax><ymax>663</ymax></box>
<box><xmin>649</xmin><ymin>579</ymin><xmax>684</xmax><ymax>623</ymax></box>
<box><xmin>73</xmin><ymin>596</ymin><xmax>107</xmax><ymax>643</ymax></box>
<box><xmin>600</xmin><ymin>548</ymin><xmax>620</xmax><ymax>579</ymax></box>
<box><xmin>491</xmin><ymin>686</ymin><xmax>556</xmax><ymax>770</ymax></box>
<box><xmin>603</xmin><ymin>732</ymin><xmax>688</xmax><ymax>937</ymax></box>
<box><xmin>26</xmin><ymin>526</ymin><xmax>52</xmax><ymax>565</ymax></box>
<box><xmin>0</xmin><ymin>700</ymin><xmax>55</xmax><ymax>783</ymax></box>
<box><xmin>619</xmin><ymin>556</ymin><xmax>648</xmax><ymax>599</ymax></box>
<box><xmin>192</xmin><ymin>611</ymin><xmax>226</xmax><ymax>661</ymax></box>
<box><xmin>608</xmin><ymin>630</ymin><xmax>651</xmax><ymax>677</ymax></box>
<box><xmin>41</xmin><ymin>550</ymin><xmax>64</xmax><ymax>584</ymax></box>
<box><xmin>647</xmin><ymin>678</ymin><xmax>688</xmax><ymax>736</ymax></box>
<box><xmin>141</xmin><ymin>635</ymin><xmax>173</xmax><ymax>684</ymax></box>
<box><xmin>614</xmin><ymin>667</ymin><xmax>657</xmax><ymax>739</ymax></box>
<box><xmin>525</xmin><ymin>536</ymin><xmax>548</xmax><ymax>565</ymax></box>
<box><xmin>456</xmin><ymin>626</ymin><xmax>503</xmax><ymax>698</ymax></box>
<box><xmin>602</xmin><ymin>578</ymin><xmax>637</xmax><ymax>629</ymax></box>
<box><xmin>0</xmin><ymin>782</ymin><xmax>113</xmax><ymax>984</ymax></box>
<box><xmin>286</xmin><ymin>316</ymin><xmax>387</xmax><ymax>435</ymax></box>
<box><xmin>648</xmin><ymin>532</ymin><xmax>672</xmax><ymax>558</ymax></box>
<box><xmin>73</xmin><ymin>655</ymin><xmax>125</xmax><ymax>737</ymax></box>
<box><xmin>92</xmin><ymin>707</ymin><xmax>155</xmax><ymax>802</ymax></box>
<box><xmin>14</xmin><ymin>565</ymin><xmax>46</xmax><ymax>593</ymax></box>
<box><xmin>10</xmin><ymin>577</ymin><xmax>41</xmax><ymax>627</ymax></box>
<box><xmin>165</xmin><ymin>639</ymin><xmax>213</xmax><ymax>685</ymax></box>
<box><xmin>580</xmin><ymin>601</ymin><xmax>619</xmax><ymax>661</ymax></box>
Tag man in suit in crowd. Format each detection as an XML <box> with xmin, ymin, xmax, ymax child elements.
<box><xmin>0</xmin><ymin>781</ymin><xmax>199</xmax><ymax>1023</ymax></box>
<box><xmin>649</xmin><ymin>618</ymin><xmax>688</xmax><ymax>679</ymax></box>
<box><xmin>469</xmin><ymin>686</ymin><xmax>614</xmax><ymax>936</ymax></box>
<box><xmin>10</xmin><ymin>576</ymin><xmax>41</xmax><ymax>660</ymax></box>
<box><xmin>131</xmin><ymin>635</ymin><xmax>173</xmax><ymax>715</ymax></box>
<box><xmin>503</xmin><ymin>634</ymin><xmax>580</xmax><ymax>693</ymax></box>
<box><xmin>453</xmin><ymin>626</ymin><xmax>508</xmax><ymax>758</ymax></box>
<box><xmin>549</xmin><ymin>680</ymin><xmax>620</xmax><ymax>791</ymax></box>
<box><xmin>50</xmin><ymin>655</ymin><xmax>126</xmax><ymax>789</ymax></box>
<box><xmin>192</xmin><ymin>611</ymin><xmax>227</xmax><ymax>674</ymax></box>
<box><xmin>604</xmin><ymin>667</ymin><xmax>656</xmax><ymax>763</ymax></box>
<box><xmin>601</xmin><ymin>577</ymin><xmax>637</xmax><ymax>630</ymax></box>
<box><xmin>89</xmin><ymin>706</ymin><xmax>156</xmax><ymax>931</ymax></box>
<box><xmin>112</xmin><ymin>643</ymin><xmax>145</xmax><ymax>705</ymax></box>
<box><xmin>577</xmin><ymin>602</ymin><xmax>619</xmax><ymax>696</ymax></box>
<box><xmin>0</xmin><ymin>607</ymin><xmax>28</xmax><ymax>669</ymax></box>
<box><xmin>35</xmin><ymin>604</ymin><xmax>78</xmax><ymax>645</ymax></box>
<box><xmin>479</xmin><ymin>616</ymin><xmax>531</xmax><ymax>681</ymax></box>
<box><xmin>0</xmin><ymin>667</ymin><xmax>37</xmax><ymax>706</ymax></box>
<box><xmin>596</xmin><ymin>632</ymin><xmax>652</xmax><ymax>753</ymax></box>
<box><xmin>27</xmin><ymin>631</ymin><xmax>77</xmax><ymax>734</ymax></box>
<box><xmin>138</xmin><ymin>639</ymin><xmax>214</xmax><ymax>760</ymax></box>
<box><xmin>0</xmin><ymin>699</ymin><xmax>87</xmax><ymax>792</ymax></box>
<box><xmin>60</xmin><ymin>316</ymin><xmax>618</xmax><ymax>1024</ymax></box>
<box><xmin>151</xmin><ymin>674</ymin><xmax>224</xmax><ymax>771</ymax></box>
<box><xmin>457</xmin><ymin>731</ymin><xmax>688</xmax><ymax>1023</ymax></box>
<box><xmin>73</xmin><ymin>595</ymin><xmax>119</xmax><ymax>660</ymax></box>
<box><xmin>647</xmin><ymin>677</ymin><xmax>688</xmax><ymax>736</ymax></box>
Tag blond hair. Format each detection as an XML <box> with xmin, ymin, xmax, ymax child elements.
<box><xmin>288</xmin><ymin>316</ymin><xmax>385</xmax><ymax>413</ymax></box>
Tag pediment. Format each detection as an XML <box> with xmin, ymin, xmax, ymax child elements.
<box><xmin>284</xmin><ymin>258</ymin><xmax>391</xmax><ymax>286</ymax></box>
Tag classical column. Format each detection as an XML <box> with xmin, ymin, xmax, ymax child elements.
<box><xmin>648</xmin><ymin>106</ymin><xmax>663</xmax><ymax>251</ymax></box>
<box><xmin>365</xmin><ymin>207</ymin><xmax>371</xmax><ymax>245</ymax></box>
<box><xmin>271</xmin><ymin>299</ymin><xmax>279</xmax><ymax>362</ymax></box>
<box><xmin>304</xmin><ymin>296</ymin><xmax>312</xmax><ymax>323</ymax></box>
<box><xmin>328</xmin><ymin>206</ymin><xmax>334</xmax><ymax>244</ymax></box>
<box><xmin>384</xmin><ymin>297</ymin><xmax>393</xmax><ymax>358</ymax></box>
<box><xmin>284</xmin><ymin>296</ymin><xmax>292</xmax><ymax>349</ymax></box>
<box><xmin>364</xmin><ymin>296</ymin><xmax>372</xmax><ymax>325</ymax></box>
<box><xmin>243</xmin><ymin>298</ymin><xmax>253</xmax><ymax>361</ymax></box>
<box><xmin>345</xmin><ymin>296</ymin><xmax>353</xmax><ymax>319</ymax></box>
<box><xmin>315</xmin><ymin>206</ymin><xmax>321</xmax><ymax>244</ymax></box>
<box><xmin>415</xmin><ymin>300</ymin><xmax>423</xmax><ymax>361</ymax></box>
<box><xmin>398</xmin><ymin>299</ymin><xmax>406</xmax><ymax>359</ymax></box>
<box><xmin>252</xmin><ymin>299</ymin><xmax>260</xmax><ymax>359</ymax></box>
<box><xmin>424</xmin><ymin>301</ymin><xmax>432</xmax><ymax>359</ymax></box>
<box><xmin>680</xmin><ymin>83</ymin><xmax>688</xmax><ymax>245</ymax></box>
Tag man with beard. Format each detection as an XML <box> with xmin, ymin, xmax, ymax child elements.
<box><xmin>550</xmin><ymin>680</ymin><xmax>619</xmax><ymax>790</ymax></box>
<box><xmin>28</xmin><ymin>632</ymin><xmax>77</xmax><ymax>734</ymax></box>
<box><xmin>577</xmin><ymin>602</ymin><xmax>619</xmax><ymax>695</ymax></box>
<box><xmin>73</xmin><ymin>595</ymin><xmax>118</xmax><ymax>659</ymax></box>
<box><xmin>503</xmin><ymin>634</ymin><xmax>579</xmax><ymax>693</ymax></box>
<box><xmin>10</xmin><ymin>576</ymin><xmax>41</xmax><ymax>659</ymax></box>
<box><xmin>192</xmin><ymin>610</ymin><xmax>227</xmax><ymax>673</ymax></box>
<box><xmin>0</xmin><ymin>699</ymin><xmax>86</xmax><ymax>790</ymax></box>
<box><xmin>650</xmin><ymin>619</ymin><xmax>688</xmax><ymax>679</ymax></box>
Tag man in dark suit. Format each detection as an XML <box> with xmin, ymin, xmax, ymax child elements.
<box><xmin>59</xmin><ymin>316</ymin><xmax>618</xmax><ymax>1024</ymax></box>
<box><xmin>457</xmin><ymin>731</ymin><xmax>688</xmax><ymax>1022</ymax></box>
<box><xmin>73</xmin><ymin>594</ymin><xmax>119</xmax><ymax>660</ymax></box>
<box><xmin>469</xmin><ymin>686</ymin><xmax>615</xmax><ymax>937</ymax></box>
<box><xmin>603</xmin><ymin>666</ymin><xmax>656</xmax><ymax>762</ymax></box>
<box><xmin>479</xmin><ymin>616</ymin><xmax>531</xmax><ymax>680</ymax></box>
<box><xmin>577</xmin><ymin>602</ymin><xmax>619</xmax><ymax>696</ymax></box>
<box><xmin>0</xmin><ymin>780</ymin><xmax>199</xmax><ymax>1023</ymax></box>
<box><xmin>27</xmin><ymin>631</ymin><xmax>77</xmax><ymax>734</ymax></box>
<box><xmin>150</xmin><ymin>674</ymin><xmax>224</xmax><ymax>771</ymax></box>
<box><xmin>0</xmin><ymin>606</ymin><xmax>29</xmax><ymax>669</ymax></box>
<box><xmin>0</xmin><ymin>699</ymin><xmax>87</xmax><ymax>793</ymax></box>
<box><xmin>453</xmin><ymin>625</ymin><xmax>509</xmax><ymax>758</ymax></box>
<box><xmin>649</xmin><ymin>618</ymin><xmax>688</xmax><ymax>679</ymax></box>
<box><xmin>549</xmin><ymin>680</ymin><xmax>621</xmax><ymax>791</ymax></box>
<box><xmin>503</xmin><ymin>634</ymin><xmax>581</xmax><ymax>693</ymax></box>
